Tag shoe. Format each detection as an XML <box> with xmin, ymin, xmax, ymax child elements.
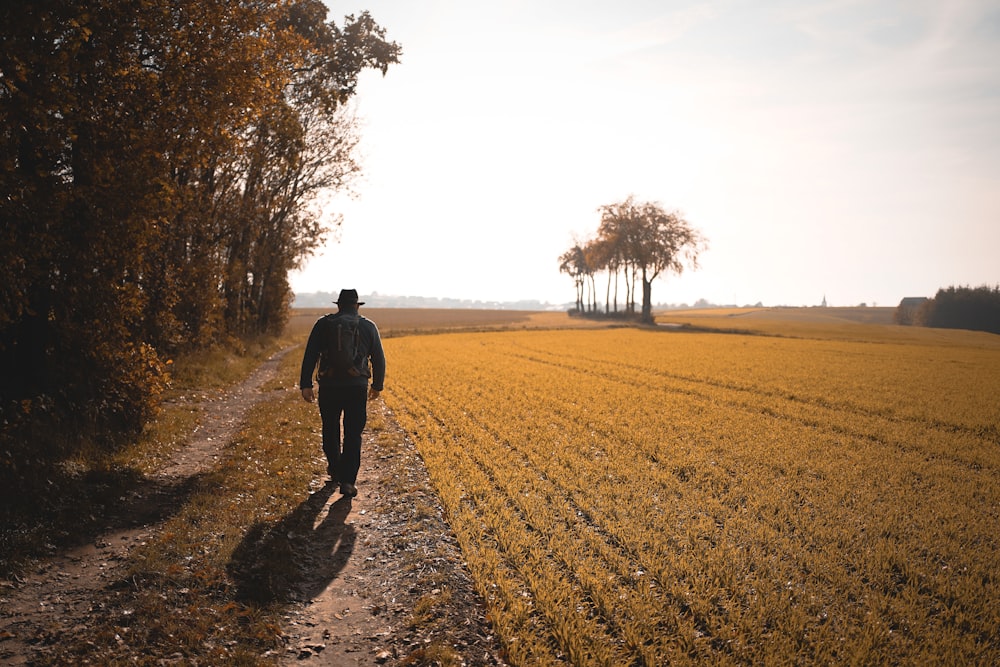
<box><xmin>340</xmin><ymin>482</ymin><xmax>358</xmax><ymax>497</ymax></box>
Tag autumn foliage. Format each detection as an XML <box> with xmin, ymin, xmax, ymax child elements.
<box><xmin>0</xmin><ymin>1</ymin><xmax>399</xmax><ymax>477</ymax></box>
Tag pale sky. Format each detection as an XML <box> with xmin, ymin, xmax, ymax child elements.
<box><xmin>290</xmin><ymin>0</ymin><xmax>1000</xmax><ymax>307</ymax></box>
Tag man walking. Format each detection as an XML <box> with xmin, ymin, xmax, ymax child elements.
<box><xmin>300</xmin><ymin>289</ymin><xmax>386</xmax><ymax>496</ymax></box>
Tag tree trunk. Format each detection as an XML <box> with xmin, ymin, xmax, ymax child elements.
<box><xmin>613</xmin><ymin>270</ymin><xmax>619</xmax><ymax>313</ymax></box>
<box><xmin>623</xmin><ymin>264</ymin><xmax>632</xmax><ymax>313</ymax></box>
<box><xmin>629</xmin><ymin>267</ymin><xmax>638</xmax><ymax>314</ymax></box>
<box><xmin>641</xmin><ymin>269</ymin><xmax>654</xmax><ymax>324</ymax></box>
<box><xmin>605</xmin><ymin>271</ymin><xmax>611</xmax><ymax>314</ymax></box>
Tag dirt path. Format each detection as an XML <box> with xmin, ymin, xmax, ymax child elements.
<box><xmin>0</xmin><ymin>349</ymin><xmax>292</xmax><ymax>664</ymax></box>
<box><xmin>0</xmin><ymin>348</ymin><xmax>505</xmax><ymax>665</ymax></box>
<box><xmin>277</xmin><ymin>405</ymin><xmax>504</xmax><ymax>665</ymax></box>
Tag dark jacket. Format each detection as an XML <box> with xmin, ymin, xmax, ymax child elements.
<box><xmin>299</xmin><ymin>312</ymin><xmax>385</xmax><ymax>391</ymax></box>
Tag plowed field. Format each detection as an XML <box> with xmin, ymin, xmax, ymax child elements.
<box><xmin>383</xmin><ymin>324</ymin><xmax>1000</xmax><ymax>665</ymax></box>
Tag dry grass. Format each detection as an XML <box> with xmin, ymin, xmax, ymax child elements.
<box><xmin>654</xmin><ymin>306</ymin><xmax>957</xmax><ymax>343</ymax></box>
<box><xmin>661</xmin><ymin>306</ymin><xmax>895</xmax><ymax>325</ymax></box>
<box><xmin>50</xmin><ymin>350</ymin><xmax>324</xmax><ymax>664</ymax></box>
<box><xmin>165</xmin><ymin>336</ymin><xmax>285</xmax><ymax>395</ymax></box>
<box><xmin>0</xmin><ymin>337</ymin><xmax>286</xmax><ymax>577</ymax></box>
<box><xmin>384</xmin><ymin>324</ymin><xmax>1000</xmax><ymax>665</ymax></box>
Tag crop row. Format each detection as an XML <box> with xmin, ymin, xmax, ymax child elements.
<box><xmin>383</xmin><ymin>328</ymin><xmax>1000</xmax><ymax>665</ymax></box>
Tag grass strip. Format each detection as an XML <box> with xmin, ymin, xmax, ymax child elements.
<box><xmin>1</xmin><ymin>337</ymin><xmax>288</xmax><ymax>577</ymax></box>
<box><xmin>49</xmin><ymin>349</ymin><xmax>323</xmax><ymax>665</ymax></box>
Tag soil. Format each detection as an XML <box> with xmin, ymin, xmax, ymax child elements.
<box><xmin>0</xmin><ymin>348</ymin><xmax>507</xmax><ymax>666</ymax></box>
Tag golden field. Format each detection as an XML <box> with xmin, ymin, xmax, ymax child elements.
<box><xmin>370</xmin><ymin>309</ymin><xmax>1000</xmax><ymax>665</ymax></box>
<box><xmin>285</xmin><ymin>307</ymin><xmax>610</xmax><ymax>339</ymax></box>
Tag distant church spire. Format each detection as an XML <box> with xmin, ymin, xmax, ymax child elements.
<box><xmin>821</xmin><ymin>294</ymin><xmax>827</xmax><ymax>307</ymax></box>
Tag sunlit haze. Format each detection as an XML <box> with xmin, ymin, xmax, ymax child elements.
<box><xmin>290</xmin><ymin>1</ymin><xmax>1000</xmax><ymax>307</ymax></box>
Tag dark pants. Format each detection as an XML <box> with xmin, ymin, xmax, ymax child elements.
<box><xmin>318</xmin><ymin>385</ymin><xmax>368</xmax><ymax>484</ymax></box>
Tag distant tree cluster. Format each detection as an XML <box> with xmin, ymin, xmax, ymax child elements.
<box><xmin>0</xmin><ymin>1</ymin><xmax>399</xmax><ymax>473</ymax></box>
<box><xmin>559</xmin><ymin>196</ymin><xmax>706</xmax><ymax>323</ymax></box>
<box><xmin>897</xmin><ymin>286</ymin><xmax>1000</xmax><ymax>334</ymax></box>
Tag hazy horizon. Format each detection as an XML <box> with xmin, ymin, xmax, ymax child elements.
<box><xmin>291</xmin><ymin>1</ymin><xmax>999</xmax><ymax>309</ymax></box>
<box><xmin>291</xmin><ymin>287</ymin><xmax>915</xmax><ymax>310</ymax></box>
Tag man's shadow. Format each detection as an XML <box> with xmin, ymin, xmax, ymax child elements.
<box><xmin>228</xmin><ymin>482</ymin><xmax>356</xmax><ymax>604</ymax></box>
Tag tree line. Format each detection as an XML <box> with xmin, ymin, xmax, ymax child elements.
<box><xmin>0</xmin><ymin>1</ymin><xmax>399</xmax><ymax>477</ymax></box>
<box><xmin>895</xmin><ymin>285</ymin><xmax>1000</xmax><ymax>335</ymax></box>
<box><xmin>559</xmin><ymin>196</ymin><xmax>706</xmax><ymax>324</ymax></box>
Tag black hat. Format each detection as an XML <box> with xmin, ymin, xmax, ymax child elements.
<box><xmin>335</xmin><ymin>288</ymin><xmax>364</xmax><ymax>306</ymax></box>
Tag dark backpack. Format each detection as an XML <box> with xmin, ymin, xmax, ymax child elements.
<box><xmin>318</xmin><ymin>313</ymin><xmax>369</xmax><ymax>381</ymax></box>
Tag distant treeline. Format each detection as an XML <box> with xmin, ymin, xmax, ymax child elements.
<box><xmin>895</xmin><ymin>286</ymin><xmax>1000</xmax><ymax>334</ymax></box>
<box><xmin>0</xmin><ymin>2</ymin><xmax>399</xmax><ymax>482</ymax></box>
<box><xmin>293</xmin><ymin>292</ymin><xmax>566</xmax><ymax>311</ymax></box>
<box><xmin>292</xmin><ymin>292</ymin><xmax>755</xmax><ymax>312</ymax></box>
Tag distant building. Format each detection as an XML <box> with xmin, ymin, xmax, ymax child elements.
<box><xmin>895</xmin><ymin>296</ymin><xmax>928</xmax><ymax>325</ymax></box>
